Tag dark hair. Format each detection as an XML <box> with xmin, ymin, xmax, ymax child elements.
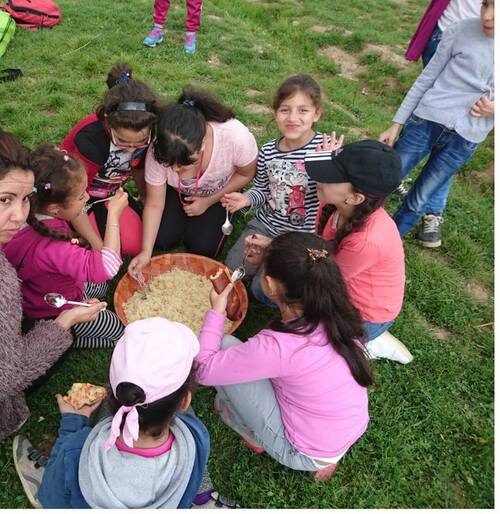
<box><xmin>28</xmin><ymin>144</ymin><xmax>88</xmax><ymax>246</ymax></box>
<box><xmin>264</xmin><ymin>232</ymin><xmax>373</xmax><ymax>387</ymax></box>
<box><xmin>96</xmin><ymin>63</ymin><xmax>161</xmax><ymax>131</ymax></box>
<box><xmin>272</xmin><ymin>74</ymin><xmax>323</xmax><ymax>112</ymax></box>
<box><xmin>110</xmin><ymin>369</ymin><xmax>195</xmax><ymax>438</ymax></box>
<box><xmin>317</xmin><ymin>189</ymin><xmax>385</xmax><ymax>253</ymax></box>
<box><xmin>0</xmin><ymin>129</ymin><xmax>32</xmax><ymax>180</ymax></box>
<box><xmin>153</xmin><ymin>87</ymin><xmax>235</xmax><ymax>167</ymax></box>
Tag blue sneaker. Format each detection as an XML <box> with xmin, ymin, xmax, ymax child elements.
<box><xmin>144</xmin><ymin>27</ymin><xmax>164</xmax><ymax>48</ymax></box>
<box><xmin>184</xmin><ymin>32</ymin><xmax>197</xmax><ymax>53</ymax></box>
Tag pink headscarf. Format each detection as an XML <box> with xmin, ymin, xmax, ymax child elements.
<box><xmin>104</xmin><ymin>317</ymin><xmax>199</xmax><ymax>450</ymax></box>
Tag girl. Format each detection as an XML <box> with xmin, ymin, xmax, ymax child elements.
<box><xmin>0</xmin><ymin>129</ymin><xmax>105</xmax><ymax>440</ymax></box>
<box><xmin>128</xmin><ymin>87</ymin><xmax>257</xmax><ymax>278</ymax></box>
<box><xmin>61</xmin><ymin>63</ymin><xmax>161</xmax><ymax>256</ymax></box>
<box><xmin>196</xmin><ymin>232</ymin><xmax>372</xmax><ymax>480</ymax></box>
<box><xmin>3</xmin><ymin>145</ymin><xmax>127</xmax><ymax>349</ymax></box>
<box><xmin>144</xmin><ymin>0</ymin><xmax>203</xmax><ymax>53</ymax></box>
<box><xmin>14</xmin><ymin>317</ymin><xmax>213</xmax><ymax>508</ymax></box>
<box><xmin>223</xmin><ymin>74</ymin><xmax>343</xmax><ymax>304</ymax></box>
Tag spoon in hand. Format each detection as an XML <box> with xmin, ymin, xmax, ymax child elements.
<box><xmin>221</xmin><ymin>207</ymin><xmax>233</xmax><ymax>236</ymax></box>
<box><xmin>44</xmin><ymin>293</ymin><xmax>91</xmax><ymax>308</ymax></box>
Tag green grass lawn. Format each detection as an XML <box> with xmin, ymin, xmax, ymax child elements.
<box><xmin>0</xmin><ymin>0</ymin><xmax>493</xmax><ymax>508</ymax></box>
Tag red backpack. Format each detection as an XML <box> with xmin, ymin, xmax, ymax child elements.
<box><xmin>0</xmin><ymin>0</ymin><xmax>61</xmax><ymax>30</ymax></box>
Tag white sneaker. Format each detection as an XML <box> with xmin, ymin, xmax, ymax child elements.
<box><xmin>365</xmin><ymin>331</ymin><xmax>413</xmax><ymax>365</ymax></box>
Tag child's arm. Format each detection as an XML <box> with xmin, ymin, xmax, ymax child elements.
<box><xmin>380</xmin><ymin>23</ymin><xmax>458</xmax><ymax>145</ymax></box>
<box><xmin>102</xmin><ymin>188</ymin><xmax>128</xmax><ymax>257</ymax></box>
<box><xmin>71</xmin><ymin>211</ymin><xmax>104</xmax><ymax>250</ymax></box>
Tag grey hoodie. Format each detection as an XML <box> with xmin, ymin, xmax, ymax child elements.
<box><xmin>78</xmin><ymin>416</ymin><xmax>196</xmax><ymax>508</ymax></box>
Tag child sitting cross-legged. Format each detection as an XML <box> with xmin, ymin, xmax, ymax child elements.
<box><xmin>196</xmin><ymin>232</ymin><xmax>373</xmax><ymax>480</ymax></box>
<box><xmin>12</xmin><ymin>317</ymin><xmax>236</xmax><ymax>509</ymax></box>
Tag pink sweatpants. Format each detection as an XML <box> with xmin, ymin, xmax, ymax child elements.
<box><xmin>153</xmin><ymin>0</ymin><xmax>203</xmax><ymax>32</ymax></box>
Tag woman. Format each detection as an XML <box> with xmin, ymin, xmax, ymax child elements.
<box><xmin>128</xmin><ymin>87</ymin><xmax>257</xmax><ymax>277</ymax></box>
<box><xmin>0</xmin><ymin>129</ymin><xmax>106</xmax><ymax>440</ymax></box>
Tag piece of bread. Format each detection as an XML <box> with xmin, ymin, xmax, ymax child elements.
<box><xmin>63</xmin><ymin>383</ymin><xmax>107</xmax><ymax>410</ymax></box>
<box><xmin>209</xmin><ymin>268</ymin><xmax>240</xmax><ymax>321</ymax></box>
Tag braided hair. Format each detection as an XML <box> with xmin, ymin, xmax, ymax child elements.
<box><xmin>28</xmin><ymin>144</ymin><xmax>89</xmax><ymax>247</ymax></box>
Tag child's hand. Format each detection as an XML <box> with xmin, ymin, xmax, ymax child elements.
<box><xmin>315</xmin><ymin>132</ymin><xmax>345</xmax><ymax>152</ymax></box>
<box><xmin>470</xmin><ymin>96</ymin><xmax>494</xmax><ymax>118</ymax></box>
<box><xmin>183</xmin><ymin>196</ymin><xmax>212</xmax><ymax>217</ymax></box>
<box><xmin>244</xmin><ymin>234</ymin><xmax>272</xmax><ymax>265</ymax></box>
<box><xmin>222</xmin><ymin>192</ymin><xmax>250</xmax><ymax>213</ymax></box>
<box><xmin>107</xmin><ymin>188</ymin><xmax>129</xmax><ymax>217</ymax></box>
<box><xmin>209</xmin><ymin>282</ymin><xmax>233</xmax><ymax>314</ymax></box>
<box><xmin>55</xmin><ymin>393</ymin><xmax>104</xmax><ymax>418</ymax></box>
<box><xmin>55</xmin><ymin>302</ymin><xmax>107</xmax><ymax>330</ymax></box>
<box><xmin>128</xmin><ymin>250</ymin><xmax>151</xmax><ymax>279</ymax></box>
<box><xmin>379</xmin><ymin>123</ymin><xmax>402</xmax><ymax>146</ymax></box>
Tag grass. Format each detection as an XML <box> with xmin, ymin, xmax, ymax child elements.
<box><xmin>0</xmin><ymin>0</ymin><xmax>494</xmax><ymax>508</ymax></box>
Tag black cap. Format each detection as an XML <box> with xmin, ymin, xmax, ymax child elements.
<box><xmin>304</xmin><ymin>140</ymin><xmax>402</xmax><ymax>197</ymax></box>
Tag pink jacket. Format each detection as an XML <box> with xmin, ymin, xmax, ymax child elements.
<box><xmin>405</xmin><ymin>0</ymin><xmax>451</xmax><ymax>61</ymax></box>
<box><xmin>196</xmin><ymin>310</ymin><xmax>369</xmax><ymax>458</ymax></box>
<box><xmin>3</xmin><ymin>218</ymin><xmax>121</xmax><ymax>319</ymax></box>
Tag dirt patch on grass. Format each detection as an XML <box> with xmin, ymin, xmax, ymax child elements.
<box><xmin>465</xmin><ymin>281</ymin><xmax>491</xmax><ymax>302</ymax></box>
<box><xmin>207</xmin><ymin>14</ymin><xmax>222</xmax><ymax>21</ymax></box>
<box><xmin>245</xmin><ymin>89</ymin><xmax>262</xmax><ymax>97</ymax></box>
<box><xmin>319</xmin><ymin>46</ymin><xmax>367</xmax><ymax>80</ymax></box>
<box><xmin>208</xmin><ymin>55</ymin><xmax>221</xmax><ymax>66</ymax></box>
<box><xmin>246</xmin><ymin>103</ymin><xmax>273</xmax><ymax>115</ymax></box>
<box><xmin>329</xmin><ymin>101</ymin><xmax>358</xmax><ymax>122</ymax></box>
<box><xmin>349</xmin><ymin>127</ymin><xmax>371</xmax><ymax>139</ymax></box>
<box><xmin>417</xmin><ymin>315</ymin><xmax>452</xmax><ymax>341</ymax></box>
<box><xmin>472</xmin><ymin>162</ymin><xmax>494</xmax><ymax>183</ymax></box>
<box><xmin>311</xmin><ymin>24</ymin><xmax>333</xmax><ymax>33</ymax></box>
<box><xmin>361</xmin><ymin>43</ymin><xmax>409</xmax><ymax>69</ymax></box>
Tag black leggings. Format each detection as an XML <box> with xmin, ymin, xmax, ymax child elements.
<box><xmin>154</xmin><ymin>186</ymin><xmax>228</xmax><ymax>257</ymax></box>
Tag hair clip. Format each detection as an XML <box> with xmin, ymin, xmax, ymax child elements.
<box><xmin>307</xmin><ymin>248</ymin><xmax>329</xmax><ymax>262</ymax></box>
<box><xmin>54</xmin><ymin>146</ymin><xmax>70</xmax><ymax>161</ymax></box>
<box><xmin>32</xmin><ymin>186</ymin><xmax>38</xmax><ymax>193</ymax></box>
<box><xmin>115</xmin><ymin>71</ymin><xmax>131</xmax><ymax>86</ymax></box>
<box><xmin>182</xmin><ymin>99</ymin><xmax>195</xmax><ymax>107</ymax></box>
<box><xmin>43</xmin><ymin>182</ymin><xmax>52</xmax><ymax>191</ymax></box>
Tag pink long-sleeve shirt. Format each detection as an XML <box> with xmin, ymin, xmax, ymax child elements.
<box><xmin>196</xmin><ymin>310</ymin><xmax>369</xmax><ymax>458</ymax></box>
<box><xmin>3</xmin><ymin>218</ymin><xmax>122</xmax><ymax>319</ymax></box>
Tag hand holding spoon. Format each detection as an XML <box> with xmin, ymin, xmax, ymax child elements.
<box><xmin>44</xmin><ymin>293</ymin><xmax>92</xmax><ymax>308</ymax></box>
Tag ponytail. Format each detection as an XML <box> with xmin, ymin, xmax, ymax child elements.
<box><xmin>265</xmin><ymin>232</ymin><xmax>373</xmax><ymax>387</ymax></box>
<box><xmin>153</xmin><ymin>86</ymin><xmax>235</xmax><ymax>167</ymax></box>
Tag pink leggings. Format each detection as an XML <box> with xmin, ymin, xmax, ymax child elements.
<box><xmin>153</xmin><ymin>0</ymin><xmax>203</xmax><ymax>32</ymax></box>
<box><xmin>88</xmin><ymin>205</ymin><xmax>142</xmax><ymax>257</ymax></box>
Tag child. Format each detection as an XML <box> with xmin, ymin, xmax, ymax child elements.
<box><xmin>3</xmin><ymin>145</ymin><xmax>127</xmax><ymax>348</ymax></box>
<box><xmin>13</xmin><ymin>317</ymin><xmax>216</xmax><ymax>508</ymax></box>
<box><xmin>196</xmin><ymin>232</ymin><xmax>372</xmax><ymax>480</ymax></box>
<box><xmin>144</xmin><ymin>0</ymin><xmax>203</xmax><ymax>53</ymax></box>
<box><xmin>128</xmin><ymin>87</ymin><xmax>257</xmax><ymax>278</ymax></box>
<box><xmin>380</xmin><ymin>0</ymin><xmax>494</xmax><ymax>248</ymax></box>
<box><xmin>223</xmin><ymin>74</ymin><xmax>343</xmax><ymax>303</ymax></box>
<box><xmin>61</xmin><ymin>63</ymin><xmax>161</xmax><ymax>256</ymax></box>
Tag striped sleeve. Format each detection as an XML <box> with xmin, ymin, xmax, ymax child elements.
<box><xmin>100</xmin><ymin>247</ymin><xmax>123</xmax><ymax>278</ymax></box>
<box><xmin>247</xmin><ymin>148</ymin><xmax>270</xmax><ymax>208</ymax></box>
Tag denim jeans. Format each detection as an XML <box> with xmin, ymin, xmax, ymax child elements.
<box><xmin>393</xmin><ymin>115</ymin><xmax>478</xmax><ymax>237</ymax></box>
<box><xmin>422</xmin><ymin>24</ymin><xmax>442</xmax><ymax>67</ymax></box>
<box><xmin>363</xmin><ymin>319</ymin><xmax>394</xmax><ymax>341</ymax></box>
<box><xmin>250</xmin><ymin>270</ymin><xmax>278</xmax><ymax>309</ymax></box>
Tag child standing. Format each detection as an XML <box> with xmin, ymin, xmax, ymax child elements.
<box><xmin>13</xmin><ymin>317</ymin><xmax>213</xmax><ymax>508</ymax></box>
<box><xmin>223</xmin><ymin>74</ymin><xmax>343</xmax><ymax>303</ymax></box>
<box><xmin>196</xmin><ymin>232</ymin><xmax>372</xmax><ymax>480</ymax></box>
<box><xmin>62</xmin><ymin>63</ymin><xmax>161</xmax><ymax>256</ymax></box>
<box><xmin>380</xmin><ymin>0</ymin><xmax>494</xmax><ymax>248</ymax></box>
<box><xmin>144</xmin><ymin>0</ymin><xmax>203</xmax><ymax>53</ymax></box>
<box><xmin>3</xmin><ymin>145</ymin><xmax>127</xmax><ymax>348</ymax></box>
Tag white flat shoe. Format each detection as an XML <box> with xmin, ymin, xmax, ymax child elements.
<box><xmin>365</xmin><ymin>331</ymin><xmax>414</xmax><ymax>365</ymax></box>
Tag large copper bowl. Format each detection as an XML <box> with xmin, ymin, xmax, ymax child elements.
<box><xmin>114</xmin><ymin>253</ymin><xmax>248</xmax><ymax>334</ymax></box>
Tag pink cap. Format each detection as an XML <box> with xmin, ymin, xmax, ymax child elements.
<box><xmin>104</xmin><ymin>317</ymin><xmax>199</xmax><ymax>450</ymax></box>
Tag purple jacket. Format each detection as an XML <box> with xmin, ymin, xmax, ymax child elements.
<box><xmin>405</xmin><ymin>0</ymin><xmax>451</xmax><ymax>61</ymax></box>
<box><xmin>3</xmin><ymin>219</ymin><xmax>112</xmax><ymax>319</ymax></box>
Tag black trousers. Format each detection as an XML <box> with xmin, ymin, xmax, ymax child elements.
<box><xmin>155</xmin><ymin>186</ymin><xmax>228</xmax><ymax>257</ymax></box>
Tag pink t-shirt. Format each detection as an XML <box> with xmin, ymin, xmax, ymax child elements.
<box><xmin>319</xmin><ymin>206</ymin><xmax>405</xmax><ymax>323</ymax></box>
<box><xmin>196</xmin><ymin>310</ymin><xmax>369</xmax><ymax>459</ymax></box>
<box><xmin>115</xmin><ymin>431</ymin><xmax>175</xmax><ymax>457</ymax></box>
<box><xmin>145</xmin><ymin>118</ymin><xmax>258</xmax><ymax>196</ymax></box>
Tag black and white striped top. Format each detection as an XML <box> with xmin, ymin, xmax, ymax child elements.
<box><xmin>246</xmin><ymin>133</ymin><xmax>323</xmax><ymax>237</ymax></box>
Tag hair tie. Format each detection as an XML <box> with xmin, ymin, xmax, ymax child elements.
<box><xmin>182</xmin><ymin>99</ymin><xmax>195</xmax><ymax>107</ymax></box>
<box><xmin>307</xmin><ymin>248</ymin><xmax>329</xmax><ymax>263</ymax></box>
<box><xmin>42</xmin><ymin>182</ymin><xmax>52</xmax><ymax>191</ymax></box>
<box><xmin>115</xmin><ymin>71</ymin><xmax>131</xmax><ymax>86</ymax></box>
<box><xmin>32</xmin><ymin>186</ymin><xmax>38</xmax><ymax>193</ymax></box>
<box><xmin>54</xmin><ymin>146</ymin><xmax>70</xmax><ymax>162</ymax></box>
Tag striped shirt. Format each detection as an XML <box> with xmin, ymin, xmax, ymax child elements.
<box><xmin>246</xmin><ymin>133</ymin><xmax>323</xmax><ymax>237</ymax></box>
<box><xmin>101</xmin><ymin>247</ymin><xmax>122</xmax><ymax>278</ymax></box>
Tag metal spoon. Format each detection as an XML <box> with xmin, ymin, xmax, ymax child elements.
<box><xmin>85</xmin><ymin>197</ymin><xmax>111</xmax><ymax>213</ymax></box>
<box><xmin>44</xmin><ymin>293</ymin><xmax>91</xmax><ymax>308</ymax></box>
<box><xmin>221</xmin><ymin>207</ymin><xmax>233</xmax><ymax>236</ymax></box>
<box><xmin>231</xmin><ymin>267</ymin><xmax>246</xmax><ymax>282</ymax></box>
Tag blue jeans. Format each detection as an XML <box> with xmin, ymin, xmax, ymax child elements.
<box><xmin>422</xmin><ymin>24</ymin><xmax>442</xmax><ymax>67</ymax></box>
<box><xmin>363</xmin><ymin>320</ymin><xmax>394</xmax><ymax>341</ymax></box>
<box><xmin>251</xmin><ymin>271</ymin><xmax>278</xmax><ymax>309</ymax></box>
<box><xmin>393</xmin><ymin>115</ymin><xmax>478</xmax><ymax>237</ymax></box>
